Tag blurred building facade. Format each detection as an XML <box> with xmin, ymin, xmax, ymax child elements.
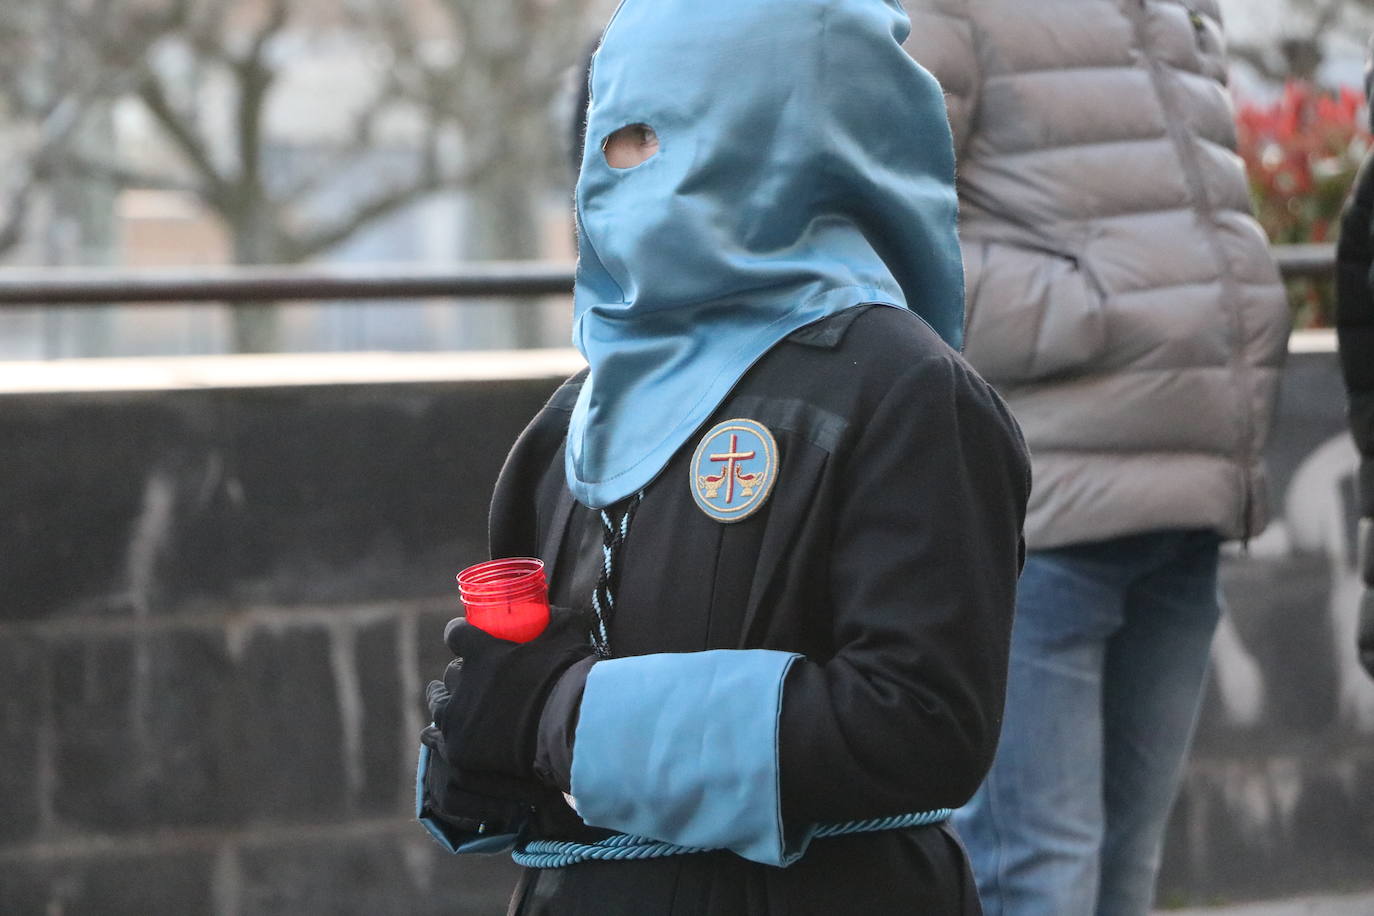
<box><xmin>0</xmin><ymin>0</ymin><xmax>610</xmax><ymax>359</ymax></box>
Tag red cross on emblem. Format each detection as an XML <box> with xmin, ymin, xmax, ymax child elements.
<box><xmin>691</xmin><ymin>418</ymin><xmax>778</xmax><ymax>523</ymax></box>
<box><xmin>709</xmin><ymin>434</ymin><xmax>756</xmax><ymax>504</ymax></box>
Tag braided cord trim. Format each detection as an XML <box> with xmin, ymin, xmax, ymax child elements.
<box><xmin>811</xmin><ymin>810</ymin><xmax>952</xmax><ymax>837</ymax></box>
<box><xmin>589</xmin><ymin>492</ymin><xmax>643</xmax><ymax>659</ymax></box>
<box><xmin>510</xmin><ymin>808</ymin><xmax>953</xmax><ymax>869</ymax></box>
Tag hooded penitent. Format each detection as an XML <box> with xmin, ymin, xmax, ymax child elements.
<box><xmin>567</xmin><ymin>0</ymin><xmax>965</xmax><ymax>508</ymax></box>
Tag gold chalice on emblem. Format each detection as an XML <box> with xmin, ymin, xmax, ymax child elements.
<box><xmin>698</xmin><ymin>472</ymin><xmax>726</xmax><ymax>500</ymax></box>
<box><xmin>735</xmin><ymin>467</ymin><xmax>766</xmax><ymax>498</ymax></box>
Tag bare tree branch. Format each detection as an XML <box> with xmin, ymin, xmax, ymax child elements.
<box><xmin>0</xmin><ymin>182</ymin><xmax>35</xmax><ymax>256</ymax></box>
<box><xmin>135</xmin><ymin>68</ymin><xmax>229</xmax><ymax>209</ymax></box>
<box><xmin>53</xmin><ymin>153</ymin><xmax>201</xmax><ymax>194</ymax></box>
<box><xmin>283</xmin><ymin>178</ymin><xmax>444</xmax><ymax>262</ymax></box>
<box><xmin>0</xmin><ymin>0</ymin><xmax>190</xmax><ymax>258</ymax></box>
<box><xmin>1310</xmin><ymin>0</ymin><xmax>1348</xmax><ymax>35</ymax></box>
<box><xmin>231</xmin><ymin>0</ymin><xmax>289</xmax><ymax>192</ymax></box>
<box><xmin>278</xmin><ymin>89</ymin><xmax>395</xmax><ymax>204</ymax></box>
<box><xmin>1230</xmin><ymin>42</ymin><xmax>1291</xmax><ymax>83</ymax></box>
<box><xmin>4</xmin><ymin>0</ymin><xmax>604</xmax><ymax>271</ymax></box>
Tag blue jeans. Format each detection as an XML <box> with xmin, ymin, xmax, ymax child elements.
<box><xmin>953</xmin><ymin>530</ymin><xmax>1221</xmax><ymax>916</ymax></box>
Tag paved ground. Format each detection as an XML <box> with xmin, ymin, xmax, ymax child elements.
<box><xmin>1159</xmin><ymin>891</ymin><xmax>1374</xmax><ymax>915</ymax></box>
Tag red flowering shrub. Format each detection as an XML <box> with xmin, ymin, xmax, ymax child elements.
<box><xmin>1236</xmin><ymin>82</ymin><xmax>1370</xmax><ymax>327</ymax></box>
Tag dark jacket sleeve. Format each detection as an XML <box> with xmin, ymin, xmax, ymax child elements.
<box><xmin>488</xmin><ymin>371</ymin><xmax>586</xmax><ymax>561</ymax></box>
<box><xmin>779</xmin><ymin>351</ymin><xmax>1030</xmax><ymax>823</ymax></box>
<box><xmin>1336</xmin><ymin>152</ymin><xmax>1374</xmax><ymax>680</ymax></box>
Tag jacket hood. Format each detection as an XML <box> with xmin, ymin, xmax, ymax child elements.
<box><xmin>566</xmin><ymin>0</ymin><xmax>964</xmax><ymax>508</ymax></box>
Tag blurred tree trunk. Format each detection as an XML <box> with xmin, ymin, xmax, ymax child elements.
<box><xmin>230</xmin><ymin>197</ymin><xmax>280</xmax><ymax>353</ymax></box>
<box><xmin>45</xmin><ymin>110</ymin><xmax>119</xmax><ymax>356</ymax></box>
<box><xmin>465</xmin><ymin>164</ymin><xmax>543</xmax><ymax>349</ymax></box>
<box><xmin>33</xmin><ymin>0</ymin><xmax>119</xmax><ymax>356</ymax></box>
<box><xmin>451</xmin><ymin>0</ymin><xmax>598</xmax><ymax>348</ymax></box>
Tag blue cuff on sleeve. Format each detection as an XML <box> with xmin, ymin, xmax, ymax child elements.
<box><xmin>570</xmin><ymin>649</ymin><xmax>812</xmax><ymax>866</ymax></box>
<box><xmin>414</xmin><ymin>743</ymin><xmax>519</xmax><ymax>855</ymax></box>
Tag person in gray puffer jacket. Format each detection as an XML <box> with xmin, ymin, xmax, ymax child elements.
<box><xmin>904</xmin><ymin>2</ymin><xmax>1291</xmax><ymax>914</ymax></box>
<box><xmin>1334</xmin><ymin>49</ymin><xmax>1374</xmax><ymax>685</ymax></box>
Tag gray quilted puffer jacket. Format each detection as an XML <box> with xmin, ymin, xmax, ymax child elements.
<box><xmin>905</xmin><ymin>0</ymin><xmax>1290</xmax><ymax>549</ymax></box>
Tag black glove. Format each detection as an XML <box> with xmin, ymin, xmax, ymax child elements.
<box><xmin>427</xmin><ymin>606</ymin><xmax>596</xmax><ymax>787</ymax></box>
<box><xmin>419</xmin><ymin>721</ymin><xmax>531</xmax><ymax>837</ymax></box>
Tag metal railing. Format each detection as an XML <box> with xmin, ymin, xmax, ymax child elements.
<box><xmin>0</xmin><ymin>261</ymin><xmax>577</xmax><ymax>306</ymax></box>
<box><xmin>1270</xmin><ymin>244</ymin><xmax>1336</xmax><ymax>282</ymax></box>
<box><xmin>0</xmin><ymin>245</ymin><xmax>1336</xmax><ymax>307</ymax></box>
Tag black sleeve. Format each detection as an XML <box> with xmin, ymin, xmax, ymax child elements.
<box><xmin>488</xmin><ymin>372</ymin><xmax>585</xmax><ymax>560</ymax></box>
<box><xmin>1337</xmin><ymin>151</ymin><xmax>1374</xmax><ymax>679</ymax></box>
<box><xmin>1337</xmin><ymin>151</ymin><xmax>1374</xmax><ymax>414</ymax></box>
<box><xmin>534</xmin><ymin>656</ymin><xmax>595</xmax><ymax>793</ymax></box>
<box><xmin>779</xmin><ymin>352</ymin><xmax>1030</xmax><ymax>824</ymax></box>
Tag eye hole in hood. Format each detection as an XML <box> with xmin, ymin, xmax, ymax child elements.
<box><xmin>603</xmin><ymin>123</ymin><xmax>660</xmax><ymax>169</ymax></box>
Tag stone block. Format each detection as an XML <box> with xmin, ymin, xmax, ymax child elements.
<box><xmin>237</xmin><ymin>828</ymin><xmax>518</xmax><ymax>915</ymax></box>
<box><xmin>1161</xmin><ymin>755</ymin><xmax>1374</xmax><ymax>906</ymax></box>
<box><xmin>223</xmin><ymin>624</ymin><xmax>347</xmax><ymax>822</ymax></box>
<box><xmin>1202</xmin><ymin>552</ymin><xmax>1339</xmax><ymax>751</ymax></box>
<box><xmin>0</xmin><ymin>635</ymin><xmax>45</xmax><ymax>845</ymax></box>
<box><xmin>48</xmin><ymin>622</ymin><xmax>372</xmax><ymax>832</ymax></box>
<box><xmin>0</xmin><ymin>860</ymin><xmax>46</xmax><ymax>916</ymax></box>
<box><xmin>1</xmin><ymin>376</ymin><xmax>558</xmax><ymax>625</ymax></box>
<box><xmin>354</xmin><ymin>617</ymin><xmax>404</xmax><ymax>815</ymax></box>
<box><xmin>49</xmin><ymin>628</ymin><xmax>236</xmax><ymax>831</ymax></box>
<box><xmin>0</xmin><ymin>848</ymin><xmax>216</xmax><ymax>916</ymax></box>
<box><xmin>1287</xmin><ymin>766</ymin><xmax>1374</xmax><ymax>889</ymax></box>
<box><xmin>1</xmin><ymin>392</ymin><xmax>222</xmax><ymax>622</ymax></box>
<box><xmin>208</xmin><ymin>380</ymin><xmax>544</xmax><ymax>608</ymax></box>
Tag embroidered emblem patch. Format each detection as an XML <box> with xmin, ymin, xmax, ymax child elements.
<box><xmin>690</xmin><ymin>418</ymin><xmax>779</xmax><ymax>523</ymax></box>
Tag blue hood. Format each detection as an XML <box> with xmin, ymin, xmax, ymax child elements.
<box><xmin>566</xmin><ymin>0</ymin><xmax>964</xmax><ymax>508</ymax></box>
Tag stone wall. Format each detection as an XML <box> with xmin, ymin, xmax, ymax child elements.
<box><xmin>0</xmin><ymin>354</ymin><xmax>567</xmax><ymax>915</ymax></box>
<box><xmin>1159</xmin><ymin>341</ymin><xmax>1374</xmax><ymax>906</ymax></box>
<box><xmin>1</xmin><ymin>345</ymin><xmax>1371</xmax><ymax>914</ymax></box>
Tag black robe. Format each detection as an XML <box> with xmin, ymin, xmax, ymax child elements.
<box><xmin>1336</xmin><ymin>152</ymin><xmax>1374</xmax><ymax>678</ymax></box>
<box><xmin>486</xmin><ymin>305</ymin><xmax>1030</xmax><ymax>915</ymax></box>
